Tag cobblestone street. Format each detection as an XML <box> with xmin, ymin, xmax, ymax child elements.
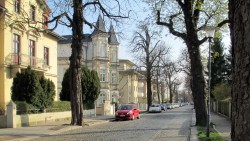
<box><xmin>31</xmin><ymin>106</ymin><xmax>193</xmax><ymax>141</ymax></box>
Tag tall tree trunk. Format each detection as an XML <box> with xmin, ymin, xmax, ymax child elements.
<box><xmin>69</xmin><ymin>0</ymin><xmax>84</xmax><ymax>126</ymax></box>
<box><xmin>169</xmin><ymin>78</ymin><xmax>173</xmax><ymax>103</ymax></box>
<box><xmin>187</xmin><ymin>42</ymin><xmax>207</xmax><ymax>126</ymax></box>
<box><xmin>156</xmin><ymin>69</ymin><xmax>161</xmax><ymax>104</ymax></box>
<box><xmin>229</xmin><ymin>0</ymin><xmax>250</xmax><ymax>140</ymax></box>
<box><xmin>146</xmin><ymin>57</ymin><xmax>152</xmax><ymax>111</ymax></box>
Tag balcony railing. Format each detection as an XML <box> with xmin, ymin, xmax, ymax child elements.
<box><xmin>5</xmin><ymin>53</ymin><xmax>49</xmax><ymax>70</ymax></box>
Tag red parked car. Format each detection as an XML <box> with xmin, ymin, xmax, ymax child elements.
<box><xmin>115</xmin><ymin>104</ymin><xmax>140</xmax><ymax>121</ymax></box>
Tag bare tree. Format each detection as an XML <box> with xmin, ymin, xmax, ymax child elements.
<box><xmin>172</xmin><ymin>79</ymin><xmax>181</xmax><ymax>102</ymax></box>
<box><xmin>151</xmin><ymin>44</ymin><xmax>170</xmax><ymax>104</ymax></box>
<box><xmin>161</xmin><ymin>59</ymin><xmax>179</xmax><ymax>103</ymax></box>
<box><xmin>130</xmin><ymin>24</ymin><xmax>168</xmax><ymax>111</ymax></box>
<box><xmin>150</xmin><ymin>0</ymin><xmax>229</xmax><ymax>126</ymax></box>
<box><xmin>177</xmin><ymin>49</ymin><xmax>191</xmax><ymax>76</ymax></box>
<box><xmin>46</xmin><ymin>0</ymin><xmax>130</xmax><ymax>126</ymax></box>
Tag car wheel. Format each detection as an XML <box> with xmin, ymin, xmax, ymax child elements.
<box><xmin>137</xmin><ymin>114</ymin><xmax>140</xmax><ymax>119</ymax></box>
<box><xmin>131</xmin><ymin>115</ymin><xmax>135</xmax><ymax>120</ymax></box>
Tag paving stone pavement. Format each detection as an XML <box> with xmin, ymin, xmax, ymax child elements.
<box><xmin>0</xmin><ymin>117</ymin><xmax>112</xmax><ymax>141</ymax></box>
<box><xmin>0</xmin><ymin>109</ymin><xmax>231</xmax><ymax>141</ymax></box>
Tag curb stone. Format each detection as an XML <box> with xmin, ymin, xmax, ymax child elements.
<box><xmin>4</xmin><ymin>119</ymin><xmax>110</xmax><ymax>141</ymax></box>
<box><xmin>189</xmin><ymin>109</ymin><xmax>200</xmax><ymax>141</ymax></box>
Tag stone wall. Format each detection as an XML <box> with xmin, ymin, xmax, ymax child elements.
<box><xmin>0</xmin><ymin>109</ymin><xmax>95</xmax><ymax>128</ymax></box>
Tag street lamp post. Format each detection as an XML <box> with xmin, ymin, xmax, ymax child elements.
<box><xmin>203</xmin><ymin>26</ymin><xmax>217</xmax><ymax>137</ymax></box>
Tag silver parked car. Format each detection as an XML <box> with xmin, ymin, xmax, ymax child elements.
<box><xmin>149</xmin><ymin>104</ymin><xmax>161</xmax><ymax>113</ymax></box>
<box><xmin>165</xmin><ymin>103</ymin><xmax>173</xmax><ymax>109</ymax></box>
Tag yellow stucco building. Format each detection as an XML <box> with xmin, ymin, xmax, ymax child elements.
<box><xmin>118</xmin><ymin>60</ymin><xmax>147</xmax><ymax>105</ymax></box>
<box><xmin>0</xmin><ymin>0</ymin><xmax>62</xmax><ymax>109</ymax></box>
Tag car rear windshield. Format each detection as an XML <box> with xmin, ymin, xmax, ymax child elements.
<box><xmin>151</xmin><ymin>104</ymin><xmax>160</xmax><ymax>107</ymax></box>
<box><xmin>118</xmin><ymin>105</ymin><xmax>133</xmax><ymax>110</ymax></box>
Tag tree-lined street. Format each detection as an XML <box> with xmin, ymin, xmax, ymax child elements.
<box><xmin>32</xmin><ymin>106</ymin><xmax>193</xmax><ymax>141</ymax></box>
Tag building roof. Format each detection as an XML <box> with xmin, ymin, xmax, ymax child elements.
<box><xmin>108</xmin><ymin>25</ymin><xmax>119</xmax><ymax>45</ymax></box>
<box><xmin>119</xmin><ymin>59</ymin><xmax>136</xmax><ymax>67</ymax></box>
<box><xmin>58</xmin><ymin>34</ymin><xmax>92</xmax><ymax>44</ymax></box>
<box><xmin>44</xmin><ymin>30</ymin><xmax>65</xmax><ymax>40</ymax></box>
<box><xmin>37</xmin><ymin>0</ymin><xmax>51</xmax><ymax>14</ymax></box>
<box><xmin>92</xmin><ymin>15</ymin><xmax>106</xmax><ymax>35</ymax></box>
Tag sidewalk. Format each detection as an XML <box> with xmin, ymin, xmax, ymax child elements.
<box><xmin>211</xmin><ymin>112</ymin><xmax>231</xmax><ymax>141</ymax></box>
<box><xmin>0</xmin><ymin>115</ymin><xmax>114</xmax><ymax>141</ymax></box>
<box><xmin>189</xmin><ymin>110</ymin><xmax>231</xmax><ymax>141</ymax></box>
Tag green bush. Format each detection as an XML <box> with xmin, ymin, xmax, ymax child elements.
<box><xmin>46</xmin><ymin>101</ymin><xmax>71</xmax><ymax>112</ymax></box>
<box><xmin>0</xmin><ymin>106</ymin><xmax>5</xmax><ymax>115</ymax></box>
<box><xmin>83</xmin><ymin>101</ymin><xmax>95</xmax><ymax>110</ymax></box>
<box><xmin>212</xmin><ymin>83</ymin><xmax>231</xmax><ymax>100</ymax></box>
<box><xmin>60</xmin><ymin>66</ymin><xmax>100</xmax><ymax>108</ymax></box>
<box><xmin>12</xmin><ymin>67</ymin><xmax>43</xmax><ymax>108</ymax></box>
<box><xmin>15</xmin><ymin>101</ymin><xmax>39</xmax><ymax>114</ymax></box>
<box><xmin>11</xmin><ymin>66</ymin><xmax>56</xmax><ymax>110</ymax></box>
<box><xmin>59</xmin><ymin>69</ymin><xmax>70</xmax><ymax>101</ymax></box>
<box><xmin>39</xmin><ymin>76</ymin><xmax>56</xmax><ymax>110</ymax></box>
<box><xmin>15</xmin><ymin>101</ymin><xmax>71</xmax><ymax>114</ymax></box>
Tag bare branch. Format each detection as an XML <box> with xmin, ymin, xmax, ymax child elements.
<box><xmin>217</xmin><ymin>19</ymin><xmax>229</xmax><ymax>28</ymax></box>
<box><xmin>156</xmin><ymin>12</ymin><xmax>186</xmax><ymax>40</ymax></box>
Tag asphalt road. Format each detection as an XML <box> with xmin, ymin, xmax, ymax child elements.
<box><xmin>33</xmin><ymin>105</ymin><xmax>193</xmax><ymax>141</ymax></box>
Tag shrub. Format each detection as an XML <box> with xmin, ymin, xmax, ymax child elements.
<box><xmin>212</xmin><ymin>83</ymin><xmax>231</xmax><ymax>101</ymax></box>
<box><xmin>0</xmin><ymin>106</ymin><xmax>5</xmax><ymax>115</ymax></box>
<box><xmin>39</xmin><ymin>76</ymin><xmax>56</xmax><ymax>110</ymax></box>
<box><xmin>59</xmin><ymin>69</ymin><xmax>70</xmax><ymax>101</ymax></box>
<box><xmin>11</xmin><ymin>66</ymin><xmax>56</xmax><ymax>110</ymax></box>
<box><xmin>15</xmin><ymin>101</ymin><xmax>71</xmax><ymax>114</ymax></box>
<box><xmin>60</xmin><ymin>66</ymin><xmax>101</xmax><ymax>109</ymax></box>
<box><xmin>46</xmin><ymin>101</ymin><xmax>71</xmax><ymax>112</ymax></box>
<box><xmin>15</xmin><ymin>101</ymin><xmax>39</xmax><ymax>114</ymax></box>
<box><xmin>11</xmin><ymin>67</ymin><xmax>43</xmax><ymax>107</ymax></box>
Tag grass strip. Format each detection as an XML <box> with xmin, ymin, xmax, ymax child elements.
<box><xmin>197</xmin><ymin>126</ymin><xmax>224</xmax><ymax>141</ymax></box>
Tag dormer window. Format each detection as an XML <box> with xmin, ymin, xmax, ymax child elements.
<box><xmin>30</xmin><ymin>5</ymin><xmax>35</xmax><ymax>21</ymax></box>
<box><xmin>14</xmin><ymin>0</ymin><xmax>20</xmax><ymax>13</ymax></box>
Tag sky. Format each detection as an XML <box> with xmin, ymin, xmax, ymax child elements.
<box><xmin>51</xmin><ymin>1</ymin><xmax>144</xmax><ymax>60</ymax></box>
<box><xmin>50</xmin><ymin>0</ymin><xmax>231</xmax><ymax>72</ymax></box>
<box><xmin>49</xmin><ymin>0</ymin><xmax>231</xmax><ymax>92</ymax></box>
<box><xmin>49</xmin><ymin>1</ymin><xmax>188</xmax><ymax>62</ymax></box>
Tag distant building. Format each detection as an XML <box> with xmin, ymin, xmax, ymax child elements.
<box><xmin>118</xmin><ymin>60</ymin><xmax>147</xmax><ymax>109</ymax></box>
<box><xmin>0</xmin><ymin>0</ymin><xmax>62</xmax><ymax>108</ymax></box>
<box><xmin>58</xmin><ymin>15</ymin><xmax>119</xmax><ymax>115</ymax></box>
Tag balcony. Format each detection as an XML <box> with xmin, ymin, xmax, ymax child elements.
<box><xmin>5</xmin><ymin>53</ymin><xmax>50</xmax><ymax>72</ymax></box>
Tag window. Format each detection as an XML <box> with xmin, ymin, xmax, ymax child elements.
<box><xmin>111</xmin><ymin>73</ymin><xmax>116</xmax><ymax>83</ymax></box>
<box><xmin>29</xmin><ymin>40</ymin><xmax>35</xmax><ymax>66</ymax></box>
<box><xmin>30</xmin><ymin>5</ymin><xmax>35</xmax><ymax>21</ymax></box>
<box><xmin>14</xmin><ymin>0</ymin><xmax>20</xmax><ymax>13</ymax></box>
<box><xmin>100</xmin><ymin>69</ymin><xmax>106</xmax><ymax>82</ymax></box>
<box><xmin>42</xmin><ymin>15</ymin><xmax>48</xmax><ymax>29</ymax></box>
<box><xmin>44</xmin><ymin>47</ymin><xmax>49</xmax><ymax>66</ymax></box>
<box><xmin>13</xmin><ymin>34</ymin><xmax>20</xmax><ymax>64</ymax></box>
<box><xmin>100</xmin><ymin>44</ymin><xmax>106</xmax><ymax>57</ymax></box>
<box><xmin>111</xmin><ymin>51</ymin><xmax>116</xmax><ymax>62</ymax></box>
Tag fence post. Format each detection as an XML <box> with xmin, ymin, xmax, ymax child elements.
<box><xmin>216</xmin><ymin>101</ymin><xmax>218</xmax><ymax>113</ymax></box>
<box><xmin>7</xmin><ymin>101</ymin><xmax>16</xmax><ymax>128</ymax></box>
<box><xmin>229</xmin><ymin>100</ymin><xmax>231</xmax><ymax>119</ymax></box>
